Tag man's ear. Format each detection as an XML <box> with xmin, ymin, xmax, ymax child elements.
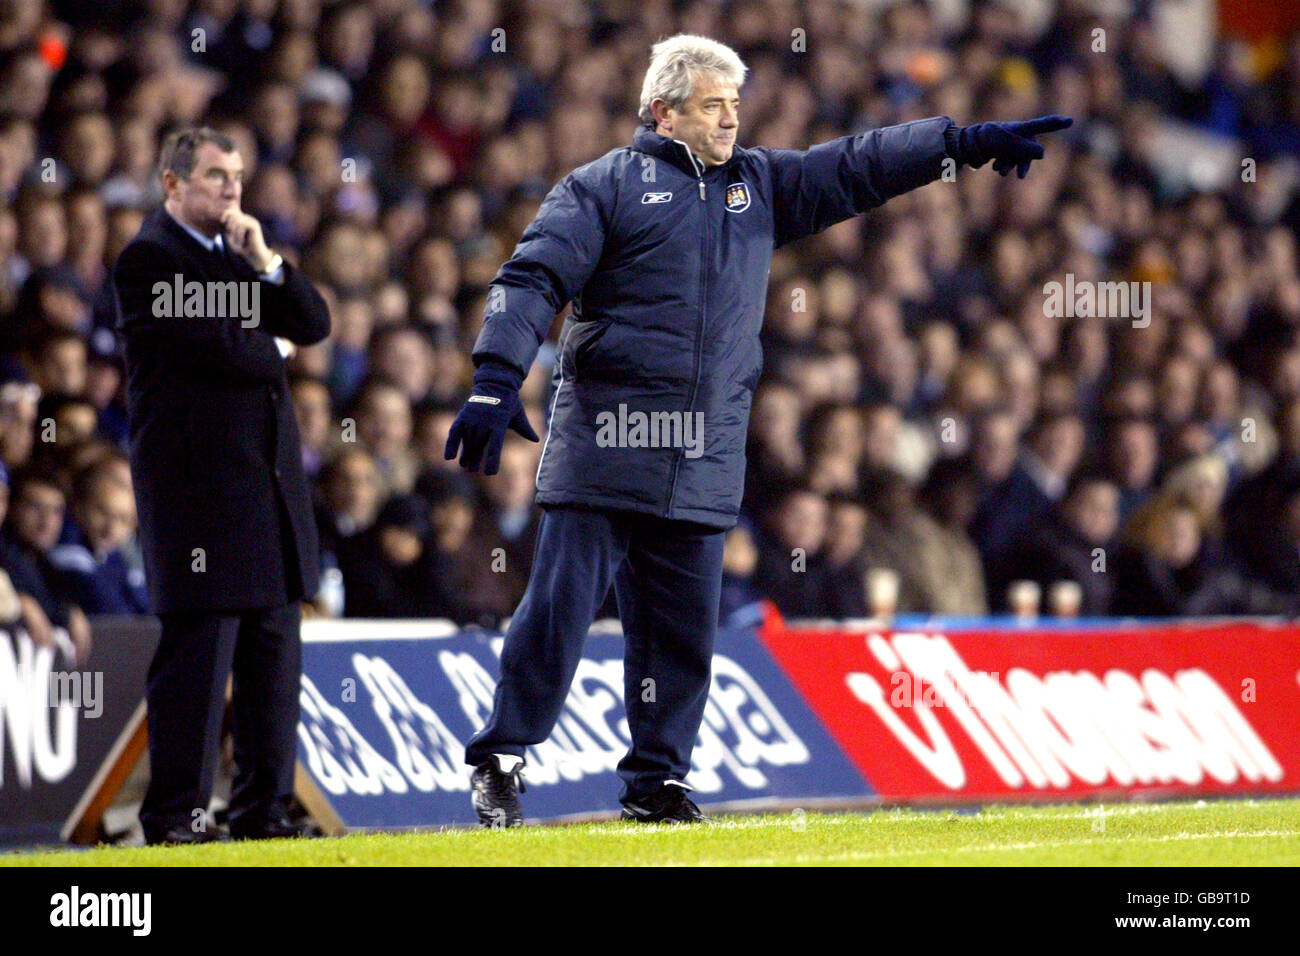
<box><xmin>651</xmin><ymin>98</ymin><xmax>673</xmax><ymax>131</ymax></box>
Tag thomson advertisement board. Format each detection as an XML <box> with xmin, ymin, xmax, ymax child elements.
<box><xmin>762</xmin><ymin>615</ymin><xmax>1300</xmax><ymax>802</ymax></box>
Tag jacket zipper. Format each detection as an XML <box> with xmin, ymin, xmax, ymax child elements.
<box><xmin>667</xmin><ymin>142</ymin><xmax>709</xmax><ymax>516</ymax></box>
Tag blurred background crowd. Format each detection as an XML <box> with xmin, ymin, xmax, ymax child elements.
<box><xmin>1</xmin><ymin>0</ymin><xmax>1299</xmax><ymax>641</ymax></box>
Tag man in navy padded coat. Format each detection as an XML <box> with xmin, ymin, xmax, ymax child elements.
<box><xmin>446</xmin><ymin>34</ymin><xmax>1071</xmax><ymax>825</ymax></box>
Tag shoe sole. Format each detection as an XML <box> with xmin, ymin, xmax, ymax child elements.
<box><xmin>620</xmin><ymin>809</ymin><xmax>709</xmax><ymax>824</ymax></box>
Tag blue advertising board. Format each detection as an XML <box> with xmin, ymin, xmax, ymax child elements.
<box><xmin>297</xmin><ymin>617</ymin><xmax>870</xmax><ymax>829</ymax></box>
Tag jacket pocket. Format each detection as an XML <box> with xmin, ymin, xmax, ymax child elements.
<box><xmin>564</xmin><ymin>319</ymin><xmax>610</xmax><ymax>381</ymax></box>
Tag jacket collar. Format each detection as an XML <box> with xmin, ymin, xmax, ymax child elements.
<box><xmin>153</xmin><ymin>205</ymin><xmax>219</xmax><ymax>254</ymax></box>
<box><xmin>631</xmin><ymin>122</ymin><xmax>743</xmax><ymax>178</ymax></box>
<box><xmin>164</xmin><ymin>208</ymin><xmax>225</xmax><ymax>254</ymax></box>
<box><xmin>147</xmin><ymin>206</ymin><xmax>241</xmax><ymax>275</ymax></box>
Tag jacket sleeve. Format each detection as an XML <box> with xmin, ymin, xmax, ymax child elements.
<box><xmin>255</xmin><ymin>259</ymin><xmax>332</xmax><ymax>346</ymax></box>
<box><xmin>113</xmin><ymin>239</ymin><xmax>285</xmax><ymax>384</ymax></box>
<box><xmin>763</xmin><ymin>115</ymin><xmax>955</xmax><ymax>249</ymax></box>
<box><xmin>471</xmin><ymin>168</ymin><xmax>611</xmax><ymax>377</ymax></box>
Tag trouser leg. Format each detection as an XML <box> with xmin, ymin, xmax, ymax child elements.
<box><xmin>465</xmin><ymin>507</ymin><xmax>628</xmax><ymax>766</ymax></box>
<box><xmin>613</xmin><ymin>518</ymin><xmax>725</xmax><ymax>803</ymax></box>
<box><xmin>139</xmin><ymin>612</ymin><xmax>239</xmax><ymax>835</ymax></box>
<box><xmin>228</xmin><ymin>601</ymin><xmax>302</xmax><ymax>826</ymax></box>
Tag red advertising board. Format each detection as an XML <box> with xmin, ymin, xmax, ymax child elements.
<box><xmin>760</xmin><ymin>613</ymin><xmax>1300</xmax><ymax>802</ymax></box>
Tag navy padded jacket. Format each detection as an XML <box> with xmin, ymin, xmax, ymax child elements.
<box><xmin>473</xmin><ymin>116</ymin><xmax>955</xmax><ymax>528</ymax></box>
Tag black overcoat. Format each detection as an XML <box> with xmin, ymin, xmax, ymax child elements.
<box><xmin>114</xmin><ymin>208</ymin><xmax>330</xmax><ymax>613</ymax></box>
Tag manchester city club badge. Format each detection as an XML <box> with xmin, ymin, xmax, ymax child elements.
<box><xmin>725</xmin><ymin>180</ymin><xmax>751</xmax><ymax>213</ymax></box>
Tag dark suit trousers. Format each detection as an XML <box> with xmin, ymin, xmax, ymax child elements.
<box><xmin>139</xmin><ymin>602</ymin><xmax>301</xmax><ymax>834</ymax></box>
<box><xmin>464</xmin><ymin>506</ymin><xmax>724</xmax><ymax>803</ymax></box>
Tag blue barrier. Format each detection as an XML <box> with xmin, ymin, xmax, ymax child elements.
<box><xmin>297</xmin><ymin>617</ymin><xmax>869</xmax><ymax>829</ymax></box>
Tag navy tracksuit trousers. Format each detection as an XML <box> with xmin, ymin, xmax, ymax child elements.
<box><xmin>464</xmin><ymin>505</ymin><xmax>725</xmax><ymax>803</ymax></box>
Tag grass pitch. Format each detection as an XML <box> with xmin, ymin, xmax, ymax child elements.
<box><xmin>4</xmin><ymin>797</ymin><xmax>1298</xmax><ymax>866</ymax></box>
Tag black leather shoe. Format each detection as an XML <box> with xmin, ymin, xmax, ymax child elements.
<box><xmin>229</xmin><ymin>811</ymin><xmax>322</xmax><ymax>841</ymax></box>
<box><xmin>470</xmin><ymin>754</ymin><xmax>526</xmax><ymax>828</ymax></box>
<box><xmin>142</xmin><ymin>823</ymin><xmax>226</xmax><ymax>846</ymax></box>
<box><xmin>621</xmin><ymin>782</ymin><xmax>709</xmax><ymax>823</ymax></box>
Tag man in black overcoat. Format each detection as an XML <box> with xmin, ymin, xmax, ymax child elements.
<box><xmin>114</xmin><ymin>128</ymin><xmax>330</xmax><ymax>844</ymax></box>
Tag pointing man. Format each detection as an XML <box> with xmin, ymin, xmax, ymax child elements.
<box><xmin>446</xmin><ymin>34</ymin><xmax>1071</xmax><ymax>825</ymax></box>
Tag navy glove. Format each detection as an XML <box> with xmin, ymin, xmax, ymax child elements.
<box><xmin>945</xmin><ymin>115</ymin><xmax>1073</xmax><ymax>178</ymax></box>
<box><xmin>444</xmin><ymin>361</ymin><xmax>539</xmax><ymax>475</ymax></box>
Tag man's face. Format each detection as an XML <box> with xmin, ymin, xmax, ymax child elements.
<box><xmin>54</xmin><ymin>403</ymin><xmax>98</xmax><ymax>447</ymax></box>
<box><xmin>79</xmin><ymin>481</ymin><xmax>136</xmax><ymax>555</ymax></box>
<box><xmin>1114</xmin><ymin>422</ymin><xmax>1158</xmax><ymax>486</ymax></box>
<box><xmin>358</xmin><ymin>388</ymin><xmax>412</xmax><ymax>457</ymax></box>
<box><xmin>430</xmin><ymin>497</ymin><xmax>473</xmax><ymax>546</ymax></box>
<box><xmin>164</xmin><ymin>142</ymin><xmax>243</xmax><ymax>236</ymax></box>
<box><xmin>656</xmin><ymin>76</ymin><xmax>739</xmax><ymax>167</ymax></box>
<box><xmin>331</xmin><ymin>453</ymin><xmax>381</xmax><ymax>520</ymax></box>
<box><xmin>291</xmin><ymin>382</ymin><xmax>332</xmax><ymax>450</ymax></box>
<box><xmin>1065</xmin><ymin>482</ymin><xmax>1119</xmax><ymax>545</ymax></box>
<box><xmin>374</xmin><ymin>332</ymin><xmax>433</xmax><ymax>399</ymax></box>
<box><xmin>37</xmin><ymin>339</ymin><xmax>87</xmax><ymax>395</ymax></box>
<box><xmin>775</xmin><ymin>492</ymin><xmax>827</xmax><ymax>554</ymax></box>
<box><xmin>12</xmin><ymin>482</ymin><xmax>65</xmax><ymax>552</ymax></box>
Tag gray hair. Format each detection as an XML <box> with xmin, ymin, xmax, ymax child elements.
<box><xmin>638</xmin><ymin>34</ymin><xmax>747</xmax><ymax>125</ymax></box>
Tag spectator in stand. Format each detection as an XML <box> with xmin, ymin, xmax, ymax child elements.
<box><xmin>21</xmin><ymin>329</ymin><xmax>87</xmax><ymax>397</ymax></box>
<box><xmin>745</xmin><ymin>383</ymin><xmax>805</xmax><ymax>511</ymax></box>
<box><xmin>719</xmin><ymin>519</ymin><xmax>761</xmax><ymax>622</ymax></box>
<box><xmin>755</xmin><ymin>488</ymin><xmax>837</xmax><ymax>620</ymax></box>
<box><xmin>336</xmin><ymin>493</ymin><xmax>428</xmax><ymax>618</ymax></box>
<box><xmin>0</xmin><ymin>466</ymin><xmax>91</xmax><ymax>662</ymax></box>
<box><xmin>475</xmin><ymin>438</ymin><xmax>541</xmax><ymax>611</ymax></box>
<box><xmin>50</xmin><ymin>463</ymin><xmax>147</xmax><ymax>614</ymax></box>
<box><xmin>0</xmin><ymin>463</ymin><xmax>54</xmax><ymax>644</ymax></box>
<box><xmin>1226</xmin><ymin>399</ymin><xmax>1300</xmax><ymax>583</ymax></box>
<box><xmin>8</xmin><ymin>263</ymin><xmax>92</xmax><ymax>351</ymax></box>
<box><xmin>413</xmin><ymin>470</ymin><xmax>513</xmax><ymax>624</ymax></box>
<box><xmin>822</xmin><ymin>496</ymin><xmax>870</xmax><ymax>619</ymax></box>
<box><xmin>0</xmin><ymin>381</ymin><xmax>39</xmax><ymax>471</ymax></box>
<box><xmin>1103</xmin><ymin>415</ymin><xmax>1160</xmax><ymax>523</ymax></box>
<box><xmin>0</xmin><ymin>2</ymin><xmax>1296</xmax><ymax>625</ymax></box>
<box><xmin>350</xmin><ymin>376</ymin><xmax>418</xmax><ymax>496</ymax></box>
<box><xmin>32</xmin><ymin>391</ymin><xmax>98</xmax><ymax>465</ymax></box>
<box><xmin>861</xmin><ymin>469</ymin><xmax>967</xmax><ymax>615</ymax></box>
<box><xmin>990</xmin><ymin>472</ymin><xmax>1121</xmax><ymax>616</ymax></box>
<box><xmin>314</xmin><ymin>446</ymin><xmax>384</xmax><ymax>564</ymax></box>
<box><xmin>289</xmin><ymin>374</ymin><xmax>332</xmax><ymax>481</ymax></box>
<box><xmin>84</xmin><ymin>340</ymin><xmax>127</xmax><ymax>445</ymax></box>
<box><xmin>412</xmin><ymin>400</ymin><xmax>462</xmax><ymax>477</ymax></box>
<box><xmin>972</xmin><ymin>410</ymin><xmax>1086</xmax><ymax>569</ymax></box>
<box><xmin>368</xmin><ymin>323</ymin><xmax>436</xmax><ymax>405</ymax></box>
<box><xmin>918</xmin><ymin>458</ymin><xmax>988</xmax><ymax>615</ymax></box>
<box><xmin>1113</xmin><ymin>496</ymin><xmax>1298</xmax><ymax>618</ymax></box>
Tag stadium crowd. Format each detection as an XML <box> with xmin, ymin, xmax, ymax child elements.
<box><xmin>1</xmin><ymin>0</ymin><xmax>1299</xmax><ymax>646</ymax></box>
